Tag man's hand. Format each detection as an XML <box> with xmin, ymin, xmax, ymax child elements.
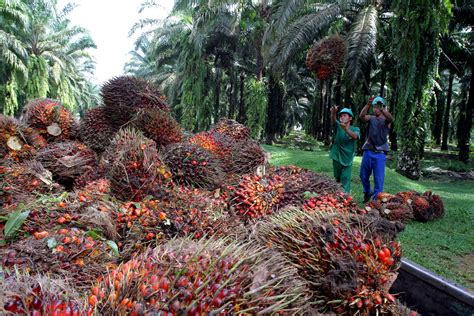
<box><xmin>339</xmin><ymin>121</ymin><xmax>349</xmax><ymax>131</ymax></box>
<box><xmin>367</xmin><ymin>95</ymin><xmax>375</xmax><ymax>105</ymax></box>
<box><xmin>330</xmin><ymin>105</ymin><xmax>339</xmax><ymax>114</ymax></box>
<box><xmin>330</xmin><ymin>105</ymin><xmax>338</xmax><ymax>125</ymax></box>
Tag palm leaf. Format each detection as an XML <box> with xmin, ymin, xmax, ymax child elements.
<box><xmin>344</xmin><ymin>5</ymin><xmax>378</xmax><ymax>86</ymax></box>
<box><xmin>271</xmin><ymin>4</ymin><xmax>341</xmax><ymax>70</ymax></box>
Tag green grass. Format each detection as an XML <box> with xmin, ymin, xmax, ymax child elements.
<box><xmin>263</xmin><ymin>144</ymin><xmax>474</xmax><ymax>290</ymax></box>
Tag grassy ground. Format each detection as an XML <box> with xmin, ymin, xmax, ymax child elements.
<box><xmin>263</xmin><ymin>144</ymin><xmax>474</xmax><ymax>291</ymax></box>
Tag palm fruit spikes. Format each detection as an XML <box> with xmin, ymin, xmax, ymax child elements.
<box><xmin>36</xmin><ymin>141</ymin><xmax>98</xmax><ymax>190</ymax></box>
<box><xmin>0</xmin><ymin>114</ymin><xmax>47</xmax><ymax>163</ymax></box>
<box><xmin>254</xmin><ymin>208</ymin><xmax>402</xmax><ymax>314</ymax></box>
<box><xmin>229</xmin><ymin>140</ymin><xmax>267</xmax><ymax>175</ymax></box>
<box><xmin>0</xmin><ymin>271</ymin><xmax>89</xmax><ymax>315</ymax></box>
<box><xmin>131</xmin><ymin>109</ymin><xmax>183</xmax><ymax>148</ymax></box>
<box><xmin>212</xmin><ymin>118</ymin><xmax>250</xmax><ymax>142</ymax></box>
<box><xmin>102</xmin><ymin>128</ymin><xmax>172</xmax><ymax>201</ymax></box>
<box><xmin>78</xmin><ymin>106</ymin><xmax>118</xmax><ymax>153</ymax></box>
<box><xmin>188</xmin><ymin>131</ymin><xmax>234</xmax><ymax>167</ymax></box>
<box><xmin>305</xmin><ymin>35</ymin><xmax>347</xmax><ymax>80</ymax></box>
<box><xmin>88</xmin><ymin>238</ymin><xmax>310</xmax><ymax>314</ymax></box>
<box><xmin>100</xmin><ymin>76</ymin><xmax>169</xmax><ymax>126</ymax></box>
<box><xmin>163</xmin><ymin>143</ymin><xmax>224</xmax><ymax>189</ymax></box>
<box><xmin>21</xmin><ymin>98</ymin><xmax>74</xmax><ymax>142</ymax></box>
<box><xmin>1</xmin><ymin>227</ymin><xmax>118</xmax><ymax>289</ymax></box>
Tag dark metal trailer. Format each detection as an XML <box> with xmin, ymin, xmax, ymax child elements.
<box><xmin>391</xmin><ymin>258</ymin><xmax>474</xmax><ymax>316</ymax></box>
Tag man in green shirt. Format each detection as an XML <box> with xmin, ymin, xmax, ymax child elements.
<box><xmin>329</xmin><ymin>106</ymin><xmax>360</xmax><ymax>193</ymax></box>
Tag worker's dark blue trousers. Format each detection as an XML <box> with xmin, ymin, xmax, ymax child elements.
<box><xmin>360</xmin><ymin>150</ymin><xmax>386</xmax><ymax>200</ymax></box>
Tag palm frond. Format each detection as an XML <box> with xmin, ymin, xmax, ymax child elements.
<box><xmin>344</xmin><ymin>5</ymin><xmax>378</xmax><ymax>86</ymax></box>
<box><xmin>271</xmin><ymin>4</ymin><xmax>341</xmax><ymax>70</ymax></box>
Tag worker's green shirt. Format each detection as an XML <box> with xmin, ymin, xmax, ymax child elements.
<box><xmin>329</xmin><ymin>121</ymin><xmax>360</xmax><ymax>167</ymax></box>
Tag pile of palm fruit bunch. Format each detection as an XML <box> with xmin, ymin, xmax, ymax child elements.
<box><xmin>0</xmin><ymin>272</ymin><xmax>89</xmax><ymax>315</ymax></box>
<box><xmin>305</xmin><ymin>35</ymin><xmax>347</xmax><ymax>80</ymax></box>
<box><xmin>0</xmin><ymin>115</ymin><xmax>47</xmax><ymax>164</ymax></box>
<box><xmin>254</xmin><ymin>208</ymin><xmax>403</xmax><ymax>315</ymax></box>
<box><xmin>1</xmin><ymin>75</ymin><xmax>416</xmax><ymax>315</ymax></box>
<box><xmin>87</xmin><ymin>238</ymin><xmax>311</xmax><ymax>314</ymax></box>
<box><xmin>367</xmin><ymin>191</ymin><xmax>444</xmax><ymax>223</ymax></box>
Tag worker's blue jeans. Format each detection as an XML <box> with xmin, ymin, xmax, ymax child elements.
<box><xmin>360</xmin><ymin>150</ymin><xmax>386</xmax><ymax>200</ymax></box>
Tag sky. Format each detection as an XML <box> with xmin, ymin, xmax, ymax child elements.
<box><xmin>57</xmin><ymin>0</ymin><xmax>174</xmax><ymax>84</ymax></box>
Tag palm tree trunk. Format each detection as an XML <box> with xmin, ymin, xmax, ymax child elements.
<box><xmin>441</xmin><ymin>71</ymin><xmax>454</xmax><ymax>150</ymax></box>
<box><xmin>237</xmin><ymin>71</ymin><xmax>246</xmax><ymax>123</ymax></box>
<box><xmin>214</xmin><ymin>66</ymin><xmax>222</xmax><ymax>123</ymax></box>
<box><xmin>433</xmin><ymin>83</ymin><xmax>445</xmax><ymax>145</ymax></box>
<box><xmin>380</xmin><ymin>67</ymin><xmax>386</xmax><ymax>97</ymax></box>
<box><xmin>265</xmin><ymin>73</ymin><xmax>285</xmax><ymax>144</ymax></box>
<box><xmin>335</xmin><ymin>72</ymin><xmax>342</xmax><ymax>106</ymax></box>
<box><xmin>324</xmin><ymin>79</ymin><xmax>333</xmax><ymax>145</ymax></box>
<box><xmin>458</xmin><ymin>74</ymin><xmax>473</xmax><ymax>162</ymax></box>
<box><xmin>389</xmin><ymin>88</ymin><xmax>398</xmax><ymax>151</ymax></box>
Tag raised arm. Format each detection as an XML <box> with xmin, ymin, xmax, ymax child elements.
<box><xmin>359</xmin><ymin>97</ymin><xmax>373</xmax><ymax>122</ymax></box>
<box><xmin>381</xmin><ymin>107</ymin><xmax>393</xmax><ymax>123</ymax></box>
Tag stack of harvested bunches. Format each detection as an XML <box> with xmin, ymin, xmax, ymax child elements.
<box><xmin>1</xmin><ymin>75</ymin><xmax>426</xmax><ymax>315</ymax></box>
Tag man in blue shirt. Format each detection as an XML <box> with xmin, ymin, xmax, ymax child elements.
<box><xmin>359</xmin><ymin>96</ymin><xmax>393</xmax><ymax>202</ymax></box>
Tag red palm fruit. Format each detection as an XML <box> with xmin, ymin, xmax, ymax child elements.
<box><xmin>21</xmin><ymin>98</ymin><xmax>74</xmax><ymax>142</ymax></box>
<box><xmin>78</xmin><ymin>106</ymin><xmax>118</xmax><ymax>153</ymax></box>
<box><xmin>90</xmin><ymin>238</ymin><xmax>310</xmax><ymax>314</ymax></box>
<box><xmin>423</xmin><ymin>191</ymin><xmax>444</xmax><ymax>219</ymax></box>
<box><xmin>0</xmin><ymin>114</ymin><xmax>47</xmax><ymax>163</ymax></box>
<box><xmin>36</xmin><ymin>141</ymin><xmax>98</xmax><ymax>190</ymax></box>
<box><xmin>211</xmin><ymin>118</ymin><xmax>250</xmax><ymax>142</ymax></box>
<box><xmin>100</xmin><ymin>76</ymin><xmax>169</xmax><ymax>126</ymax></box>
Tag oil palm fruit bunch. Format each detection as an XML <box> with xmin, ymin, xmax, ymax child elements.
<box><xmin>366</xmin><ymin>200</ymin><xmax>414</xmax><ymax>223</ymax></box>
<box><xmin>270</xmin><ymin>165</ymin><xmax>343</xmax><ymax>208</ymax></box>
<box><xmin>100</xmin><ymin>76</ymin><xmax>169</xmax><ymax>126</ymax></box>
<box><xmin>36</xmin><ymin>141</ymin><xmax>98</xmax><ymax>190</ymax></box>
<box><xmin>0</xmin><ymin>271</ymin><xmax>89</xmax><ymax>315</ymax></box>
<box><xmin>102</xmin><ymin>128</ymin><xmax>172</xmax><ymax>201</ymax></box>
<box><xmin>88</xmin><ymin>238</ymin><xmax>310</xmax><ymax>314</ymax></box>
<box><xmin>73</xmin><ymin>164</ymin><xmax>106</xmax><ymax>189</ymax></box>
<box><xmin>131</xmin><ymin>108</ymin><xmax>183</xmax><ymax>148</ymax></box>
<box><xmin>229</xmin><ymin>140</ymin><xmax>266</xmax><ymax>175</ymax></box>
<box><xmin>163</xmin><ymin>143</ymin><xmax>224</xmax><ymax>189</ymax></box>
<box><xmin>422</xmin><ymin>191</ymin><xmax>444</xmax><ymax>220</ymax></box>
<box><xmin>303</xmin><ymin>192</ymin><xmax>358</xmax><ymax>214</ymax></box>
<box><xmin>228</xmin><ymin>174</ymin><xmax>284</xmax><ymax>222</ymax></box>
<box><xmin>305</xmin><ymin>35</ymin><xmax>347</xmax><ymax>80</ymax></box>
<box><xmin>78</xmin><ymin>106</ymin><xmax>118</xmax><ymax>153</ymax></box>
<box><xmin>365</xmin><ymin>193</ymin><xmax>414</xmax><ymax>223</ymax></box>
<box><xmin>255</xmin><ymin>208</ymin><xmax>402</xmax><ymax>315</ymax></box>
<box><xmin>1</xmin><ymin>227</ymin><xmax>118</xmax><ymax>289</ymax></box>
<box><xmin>21</xmin><ymin>98</ymin><xmax>74</xmax><ymax>142</ymax></box>
<box><xmin>189</xmin><ymin>131</ymin><xmax>234</xmax><ymax>167</ymax></box>
<box><xmin>0</xmin><ymin>161</ymin><xmax>58</xmax><ymax>207</ymax></box>
<box><xmin>211</xmin><ymin>118</ymin><xmax>250</xmax><ymax>142</ymax></box>
<box><xmin>0</xmin><ymin>115</ymin><xmax>47</xmax><ymax>163</ymax></box>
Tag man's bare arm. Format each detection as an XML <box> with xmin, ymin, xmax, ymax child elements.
<box><xmin>359</xmin><ymin>102</ymin><xmax>372</xmax><ymax>122</ymax></box>
<box><xmin>381</xmin><ymin>107</ymin><xmax>393</xmax><ymax>123</ymax></box>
